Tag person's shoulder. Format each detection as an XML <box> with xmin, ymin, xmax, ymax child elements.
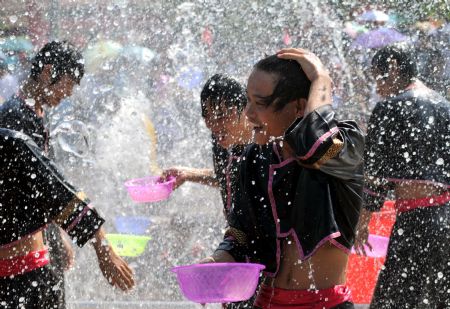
<box><xmin>0</xmin><ymin>128</ymin><xmax>36</xmax><ymax>152</ymax></box>
<box><xmin>0</xmin><ymin>127</ymin><xmax>32</xmax><ymax>141</ymax></box>
<box><xmin>373</xmin><ymin>93</ymin><xmax>412</xmax><ymax>114</ymax></box>
<box><xmin>409</xmin><ymin>87</ymin><xmax>450</xmax><ymax>110</ymax></box>
<box><xmin>230</xmin><ymin>144</ymin><xmax>245</xmax><ymax>156</ymax></box>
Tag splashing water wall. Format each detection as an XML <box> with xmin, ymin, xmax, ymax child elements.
<box><xmin>1</xmin><ymin>1</ymin><xmax>449</xmax><ymax>308</ymax></box>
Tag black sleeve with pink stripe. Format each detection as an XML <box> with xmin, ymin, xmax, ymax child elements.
<box><xmin>24</xmin><ymin>143</ymin><xmax>105</xmax><ymax>247</ymax></box>
<box><xmin>58</xmin><ymin>202</ymin><xmax>105</xmax><ymax>247</ymax></box>
<box><xmin>0</xmin><ymin>129</ymin><xmax>104</xmax><ymax>247</ymax></box>
<box><xmin>285</xmin><ymin>105</ymin><xmax>364</xmax><ymax>182</ymax></box>
<box><xmin>285</xmin><ymin>105</ymin><xmax>339</xmax><ymax>165</ymax></box>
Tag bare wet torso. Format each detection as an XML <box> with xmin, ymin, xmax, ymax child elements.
<box><xmin>270</xmin><ymin>234</ymin><xmax>348</xmax><ymax>290</ymax></box>
<box><xmin>394</xmin><ymin>182</ymin><xmax>448</xmax><ymax>200</ymax></box>
<box><xmin>0</xmin><ymin>231</ymin><xmax>45</xmax><ymax>259</ymax></box>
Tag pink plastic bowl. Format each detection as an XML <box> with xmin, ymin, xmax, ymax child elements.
<box><xmin>124</xmin><ymin>176</ymin><xmax>175</xmax><ymax>203</ymax></box>
<box><xmin>171</xmin><ymin>262</ymin><xmax>265</xmax><ymax>303</ymax></box>
<box><xmin>351</xmin><ymin>234</ymin><xmax>389</xmax><ymax>258</ymax></box>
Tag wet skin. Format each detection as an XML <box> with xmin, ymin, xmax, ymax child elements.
<box><xmin>0</xmin><ymin>232</ymin><xmax>45</xmax><ymax>259</ymax></box>
<box><xmin>204</xmin><ymin>102</ymin><xmax>252</xmax><ymax>149</ymax></box>
<box><xmin>273</xmin><ymin>235</ymin><xmax>349</xmax><ymax>290</ymax></box>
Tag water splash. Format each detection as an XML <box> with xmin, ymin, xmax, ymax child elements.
<box><xmin>142</xmin><ymin>114</ymin><xmax>162</xmax><ymax>175</ymax></box>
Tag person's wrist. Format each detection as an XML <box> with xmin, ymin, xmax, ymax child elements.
<box><xmin>91</xmin><ymin>238</ymin><xmax>109</xmax><ymax>254</ymax></box>
<box><xmin>91</xmin><ymin>229</ymin><xmax>110</xmax><ymax>253</ymax></box>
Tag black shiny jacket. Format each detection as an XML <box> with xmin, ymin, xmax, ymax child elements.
<box><xmin>217</xmin><ymin>105</ymin><xmax>364</xmax><ymax>276</ymax></box>
<box><xmin>0</xmin><ymin>128</ymin><xmax>104</xmax><ymax>248</ymax></box>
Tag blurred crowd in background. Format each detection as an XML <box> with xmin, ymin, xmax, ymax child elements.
<box><xmin>1</xmin><ymin>1</ymin><xmax>449</xmax><ymax>122</ymax></box>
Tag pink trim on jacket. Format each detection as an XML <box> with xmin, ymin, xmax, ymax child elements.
<box><xmin>363</xmin><ymin>188</ymin><xmax>386</xmax><ymax>198</ymax></box>
<box><xmin>65</xmin><ymin>204</ymin><xmax>92</xmax><ymax>233</ymax></box>
<box><xmin>386</xmin><ymin>178</ymin><xmax>450</xmax><ymax>189</ymax></box>
<box><xmin>298</xmin><ymin>127</ymin><xmax>339</xmax><ymax>161</ymax></box>
<box><xmin>264</xmin><ymin>157</ymin><xmax>347</xmax><ymax>276</ymax></box>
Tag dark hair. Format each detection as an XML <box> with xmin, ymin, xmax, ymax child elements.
<box><xmin>30</xmin><ymin>41</ymin><xmax>84</xmax><ymax>84</ymax></box>
<box><xmin>371</xmin><ymin>43</ymin><xmax>418</xmax><ymax>83</ymax></box>
<box><xmin>253</xmin><ymin>55</ymin><xmax>311</xmax><ymax>111</ymax></box>
<box><xmin>200</xmin><ymin>74</ymin><xmax>246</xmax><ymax>118</ymax></box>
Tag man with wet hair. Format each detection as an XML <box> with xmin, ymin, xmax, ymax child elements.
<box><xmin>163</xmin><ymin>74</ymin><xmax>254</xmax><ymax>308</ymax></box>
<box><xmin>163</xmin><ymin>73</ymin><xmax>251</xmax><ymax>208</ymax></box>
<box><xmin>0</xmin><ymin>41</ymin><xmax>134</xmax><ymax>309</ymax></box>
<box><xmin>355</xmin><ymin>43</ymin><xmax>450</xmax><ymax>308</ymax></box>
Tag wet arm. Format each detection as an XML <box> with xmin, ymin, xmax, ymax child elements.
<box><xmin>304</xmin><ymin>75</ymin><xmax>333</xmax><ymax>116</ymax></box>
<box><xmin>162</xmin><ymin>167</ymin><xmax>218</xmax><ymax>189</ymax></box>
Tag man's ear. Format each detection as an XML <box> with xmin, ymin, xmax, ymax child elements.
<box><xmin>296</xmin><ymin>98</ymin><xmax>307</xmax><ymax>118</ymax></box>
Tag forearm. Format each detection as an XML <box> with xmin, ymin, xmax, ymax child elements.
<box><xmin>304</xmin><ymin>75</ymin><xmax>332</xmax><ymax>116</ymax></box>
<box><xmin>207</xmin><ymin>250</ymin><xmax>236</xmax><ymax>263</ymax></box>
<box><xmin>185</xmin><ymin>168</ymin><xmax>219</xmax><ymax>187</ymax></box>
<box><xmin>91</xmin><ymin>227</ymin><xmax>109</xmax><ymax>254</ymax></box>
<box><xmin>357</xmin><ymin>208</ymin><xmax>373</xmax><ymax>229</ymax></box>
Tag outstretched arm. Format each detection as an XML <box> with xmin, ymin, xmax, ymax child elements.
<box><xmin>0</xmin><ymin>130</ymin><xmax>134</xmax><ymax>290</ymax></box>
<box><xmin>91</xmin><ymin>227</ymin><xmax>135</xmax><ymax>291</ymax></box>
<box><xmin>162</xmin><ymin>167</ymin><xmax>218</xmax><ymax>190</ymax></box>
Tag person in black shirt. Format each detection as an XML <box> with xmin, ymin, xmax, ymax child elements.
<box><xmin>163</xmin><ymin>74</ymin><xmax>253</xmax><ymax>308</ymax></box>
<box><xmin>355</xmin><ymin>43</ymin><xmax>450</xmax><ymax>309</ymax></box>
<box><xmin>0</xmin><ymin>41</ymin><xmax>134</xmax><ymax>309</ymax></box>
<box><xmin>163</xmin><ymin>74</ymin><xmax>251</xmax><ymax>217</ymax></box>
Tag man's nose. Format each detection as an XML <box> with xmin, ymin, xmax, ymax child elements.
<box><xmin>244</xmin><ymin>102</ymin><xmax>253</xmax><ymax>119</ymax></box>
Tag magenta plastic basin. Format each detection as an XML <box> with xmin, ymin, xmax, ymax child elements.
<box><xmin>171</xmin><ymin>262</ymin><xmax>265</xmax><ymax>303</ymax></box>
<box><xmin>351</xmin><ymin>234</ymin><xmax>389</xmax><ymax>258</ymax></box>
<box><xmin>124</xmin><ymin>176</ymin><xmax>175</xmax><ymax>203</ymax></box>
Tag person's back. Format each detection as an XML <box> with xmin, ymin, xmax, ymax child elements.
<box><xmin>367</xmin><ymin>83</ymin><xmax>450</xmax><ymax>186</ymax></box>
<box><xmin>356</xmin><ymin>43</ymin><xmax>450</xmax><ymax>309</ymax></box>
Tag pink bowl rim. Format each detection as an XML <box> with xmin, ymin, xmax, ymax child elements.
<box><xmin>124</xmin><ymin>175</ymin><xmax>176</xmax><ymax>188</ymax></box>
<box><xmin>368</xmin><ymin>234</ymin><xmax>389</xmax><ymax>241</ymax></box>
<box><xmin>171</xmin><ymin>262</ymin><xmax>265</xmax><ymax>273</ymax></box>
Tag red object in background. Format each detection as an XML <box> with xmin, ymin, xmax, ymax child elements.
<box><xmin>347</xmin><ymin>200</ymin><xmax>396</xmax><ymax>304</ymax></box>
<box><xmin>201</xmin><ymin>26</ymin><xmax>213</xmax><ymax>47</ymax></box>
<box><xmin>283</xmin><ymin>29</ymin><xmax>292</xmax><ymax>46</ymax></box>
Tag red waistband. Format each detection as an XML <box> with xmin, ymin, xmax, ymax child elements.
<box><xmin>0</xmin><ymin>248</ymin><xmax>49</xmax><ymax>277</ymax></box>
<box><xmin>396</xmin><ymin>191</ymin><xmax>450</xmax><ymax>213</ymax></box>
<box><xmin>254</xmin><ymin>284</ymin><xmax>352</xmax><ymax>309</ymax></box>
